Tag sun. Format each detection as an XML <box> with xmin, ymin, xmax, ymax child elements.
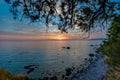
<box><xmin>58</xmin><ymin>37</ymin><xmax>62</xmax><ymax>40</ymax></box>
<box><xmin>56</xmin><ymin>35</ymin><xmax>64</xmax><ymax>40</ymax></box>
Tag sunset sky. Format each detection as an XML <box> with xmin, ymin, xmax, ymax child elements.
<box><xmin>0</xmin><ymin>0</ymin><xmax>107</xmax><ymax>40</ymax></box>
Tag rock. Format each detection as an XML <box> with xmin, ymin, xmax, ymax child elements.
<box><xmin>77</xmin><ymin>70</ymin><xmax>80</xmax><ymax>73</ymax></box>
<box><xmin>62</xmin><ymin>61</ymin><xmax>64</xmax><ymax>63</ymax></box>
<box><xmin>24</xmin><ymin>64</ymin><xmax>39</xmax><ymax>69</ymax></box>
<box><xmin>24</xmin><ymin>64</ymin><xmax>39</xmax><ymax>74</ymax></box>
<box><xmin>95</xmin><ymin>49</ymin><xmax>100</xmax><ymax>53</ymax></box>
<box><xmin>24</xmin><ymin>65</ymin><xmax>35</xmax><ymax>69</ymax></box>
<box><xmin>62</xmin><ymin>46</ymin><xmax>70</xmax><ymax>49</ymax></box>
<box><xmin>65</xmin><ymin>77</ymin><xmax>68</xmax><ymax>80</ymax></box>
<box><xmin>38</xmin><ymin>78</ymin><xmax>42</xmax><ymax>80</ymax></box>
<box><xmin>72</xmin><ymin>67</ymin><xmax>75</xmax><ymax>70</ymax></box>
<box><xmin>89</xmin><ymin>53</ymin><xmax>95</xmax><ymax>57</ymax></box>
<box><xmin>42</xmin><ymin>77</ymin><xmax>49</xmax><ymax>80</ymax></box>
<box><xmin>90</xmin><ymin>44</ymin><xmax>94</xmax><ymax>47</ymax></box>
<box><xmin>84</xmin><ymin>58</ymin><xmax>88</xmax><ymax>60</ymax></box>
<box><xmin>66</xmin><ymin>47</ymin><xmax>70</xmax><ymax>49</ymax></box>
<box><xmin>80</xmin><ymin>69</ymin><xmax>84</xmax><ymax>73</ymax></box>
<box><xmin>8</xmin><ymin>61</ymin><xmax>12</xmax><ymax>63</ymax></box>
<box><xmin>65</xmin><ymin>68</ymin><xmax>72</xmax><ymax>76</ymax></box>
<box><xmin>62</xmin><ymin>75</ymin><xmax>65</xmax><ymax>79</ymax></box>
<box><xmin>71</xmin><ymin>77</ymin><xmax>78</xmax><ymax>80</ymax></box>
<box><xmin>50</xmin><ymin>76</ymin><xmax>58</xmax><ymax>80</ymax></box>
<box><xmin>88</xmin><ymin>58</ymin><xmax>93</xmax><ymax>63</ymax></box>
<box><xmin>27</xmin><ymin>68</ymin><xmax>34</xmax><ymax>74</ymax></box>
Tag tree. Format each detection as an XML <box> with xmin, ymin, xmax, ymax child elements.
<box><xmin>99</xmin><ymin>15</ymin><xmax>120</xmax><ymax>66</ymax></box>
<box><xmin>5</xmin><ymin>0</ymin><xmax>120</xmax><ymax>33</ymax></box>
<box><xmin>99</xmin><ymin>15</ymin><xmax>120</xmax><ymax>80</ymax></box>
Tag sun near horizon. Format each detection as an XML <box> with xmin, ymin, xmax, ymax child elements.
<box><xmin>56</xmin><ymin>35</ymin><xmax>66</xmax><ymax>40</ymax></box>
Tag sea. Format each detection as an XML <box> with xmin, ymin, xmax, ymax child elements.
<box><xmin>0</xmin><ymin>40</ymin><xmax>108</xmax><ymax>80</ymax></box>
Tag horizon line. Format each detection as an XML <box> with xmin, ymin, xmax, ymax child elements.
<box><xmin>0</xmin><ymin>38</ymin><xmax>107</xmax><ymax>41</ymax></box>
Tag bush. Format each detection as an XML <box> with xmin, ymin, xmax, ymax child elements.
<box><xmin>0</xmin><ymin>69</ymin><xmax>32</xmax><ymax>80</ymax></box>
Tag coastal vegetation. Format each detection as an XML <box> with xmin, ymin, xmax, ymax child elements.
<box><xmin>99</xmin><ymin>15</ymin><xmax>120</xmax><ymax>80</ymax></box>
<box><xmin>0</xmin><ymin>69</ymin><xmax>32</xmax><ymax>80</ymax></box>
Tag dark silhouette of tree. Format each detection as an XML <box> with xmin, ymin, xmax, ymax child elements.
<box><xmin>5</xmin><ymin>0</ymin><xmax>120</xmax><ymax>33</ymax></box>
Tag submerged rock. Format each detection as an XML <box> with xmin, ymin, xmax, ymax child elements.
<box><xmin>65</xmin><ymin>68</ymin><xmax>72</xmax><ymax>76</ymax></box>
<box><xmin>27</xmin><ymin>68</ymin><xmax>35</xmax><ymax>74</ymax></box>
<box><xmin>24</xmin><ymin>64</ymin><xmax>39</xmax><ymax>74</ymax></box>
<box><xmin>66</xmin><ymin>47</ymin><xmax>70</xmax><ymax>49</ymax></box>
<box><xmin>24</xmin><ymin>64</ymin><xmax>39</xmax><ymax>69</ymax></box>
<box><xmin>42</xmin><ymin>77</ymin><xmax>49</xmax><ymax>80</ymax></box>
<box><xmin>62</xmin><ymin>74</ymin><xmax>65</xmax><ymax>79</ymax></box>
<box><xmin>62</xmin><ymin>46</ymin><xmax>71</xmax><ymax>49</ymax></box>
<box><xmin>90</xmin><ymin>44</ymin><xmax>94</xmax><ymax>47</ymax></box>
<box><xmin>89</xmin><ymin>53</ymin><xmax>95</xmax><ymax>57</ymax></box>
<box><xmin>8</xmin><ymin>61</ymin><xmax>12</xmax><ymax>63</ymax></box>
<box><xmin>62</xmin><ymin>61</ymin><xmax>64</xmax><ymax>63</ymax></box>
<box><xmin>50</xmin><ymin>76</ymin><xmax>58</xmax><ymax>80</ymax></box>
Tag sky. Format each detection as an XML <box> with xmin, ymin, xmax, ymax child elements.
<box><xmin>0</xmin><ymin>0</ymin><xmax>106</xmax><ymax>40</ymax></box>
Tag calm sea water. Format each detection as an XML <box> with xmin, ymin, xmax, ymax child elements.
<box><xmin>0</xmin><ymin>40</ymin><xmax>102</xmax><ymax>79</ymax></box>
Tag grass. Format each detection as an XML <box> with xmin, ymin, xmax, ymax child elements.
<box><xmin>0</xmin><ymin>69</ymin><xmax>32</xmax><ymax>80</ymax></box>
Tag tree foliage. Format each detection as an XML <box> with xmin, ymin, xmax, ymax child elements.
<box><xmin>5</xmin><ymin>0</ymin><xmax>120</xmax><ymax>33</ymax></box>
<box><xmin>99</xmin><ymin>15</ymin><xmax>120</xmax><ymax>66</ymax></box>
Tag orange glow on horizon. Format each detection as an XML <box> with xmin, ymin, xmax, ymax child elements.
<box><xmin>0</xmin><ymin>32</ymin><xmax>105</xmax><ymax>40</ymax></box>
<box><xmin>55</xmin><ymin>35</ymin><xmax>67</xmax><ymax>40</ymax></box>
<box><xmin>0</xmin><ymin>33</ymin><xmax>106</xmax><ymax>40</ymax></box>
<box><xmin>0</xmin><ymin>34</ymin><xmax>70</xmax><ymax>40</ymax></box>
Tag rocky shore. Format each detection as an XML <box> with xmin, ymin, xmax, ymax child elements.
<box><xmin>22</xmin><ymin>45</ymin><xmax>108</xmax><ymax>80</ymax></box>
